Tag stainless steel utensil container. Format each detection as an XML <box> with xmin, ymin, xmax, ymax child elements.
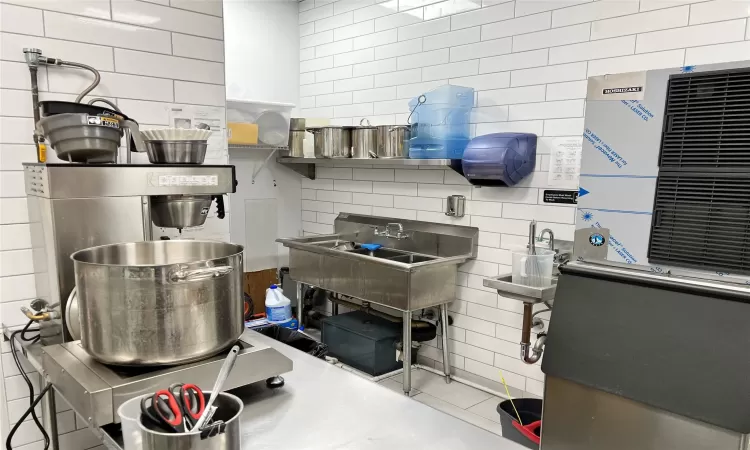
<box><xmin>139</xmin><ymin>392</ymin><xmax>242</xmax><ymax>450</ymax></box>
<box><xmin>376</xmin><ymin>125</ymin><xmax>410</xmax><ymax>158</ymax></box>
<box><xmin>37</xmin><ymin>113</ymin><xmax>122</xmax><ymax>163</ymax></box>
<box><xmin>71</xmin><ymin>240</ymin><xmax>244</xmax><ymax>366</ymax></box>
<box><xmin>145</xmin><ymin>140</ymin><xmax>208</xmax><ymax>164</ymax></box>
<box><xmin>308</xmin><ymin>126</ymin><xmax>351</xmax><ymax>158</ymax></box>
<box><xmin>287</xmin><ymin>130</ymin><xmax>305</xmax><ymax>157</ymax></box>
<box><xmin>352</xmin><ymin>120</ymin><xmax>377</xmax><ymax>159</ymax></box>
<box><xmin>151</xmin><ymin>195</ymin><xmax>213</xmax><ymax>229</ymax></box>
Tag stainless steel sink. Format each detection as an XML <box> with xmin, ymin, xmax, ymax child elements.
<box><xmin>277</xmin><ymin>214</ymin><xmax>478</xmax><ymax>311</ymax></box>
<box><xmin>483</xmin><ymin>273</ymin><xmax>558</xmax><ymax>304</ymax></box>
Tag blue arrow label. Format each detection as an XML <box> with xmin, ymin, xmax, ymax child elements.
<box><xmin>579</xmin><ymin>187</ymin><xmax>590</xmax><ymax>197</ymax></box>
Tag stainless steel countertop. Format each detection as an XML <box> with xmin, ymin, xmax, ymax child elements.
<box><xmin>228</xmin><ymin>331</ymin><xmax>525</xmax><ymax>449</ymax></box>
<box><xmin>4</xmin><ymin>325</ymin><xmax>525</xmax><ymax>449</ymax></box>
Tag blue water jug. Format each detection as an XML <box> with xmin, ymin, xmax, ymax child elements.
<box><xmin>408</xmin><ymin>84</ymin><xmax>475</xmax><ymax>159</ymax></box>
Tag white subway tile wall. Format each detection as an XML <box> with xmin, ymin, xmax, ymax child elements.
<box><xmin>298</xmin><ymin>0</ymin><xmax>750</xmax><ymax>395</ymax></box>
<box><xmin>0</xmin><ymin>0</ymin><xmax>226</xmax><ymax>447</ymax></box>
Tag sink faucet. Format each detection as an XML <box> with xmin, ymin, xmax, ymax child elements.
<box><xmin>538</xmin><ymin>228</ymin><xmax>573</xmax><ymax>266</ymax></box>
<box><xmin>539</xmin><ymin>228</ymin><xmax>555</xmax><ymax>252</ymax></box>
<box><xmin>374</xmin><ymin>223</ymin><xmax>410</xmax><ymax>240</ymax></box>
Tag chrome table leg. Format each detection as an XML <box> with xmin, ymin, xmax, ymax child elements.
<box><xmin>296</xmin><ymin>281</ymin><xmax>304</xmax><ymax>327</ymax></box>
<box><xmin>402</xmin><ymin>310</ymin><xmax>412</xmax><ymax>395</ymax></box>
<box><xmin>43</xmin><ymin>381</ymin><xmax>59</xmax><ymax>450</ymax></box>
<box><xmin>440</xmin><ymin>303</ymin><xmax>452</xmax><ymax>384</ymax></box>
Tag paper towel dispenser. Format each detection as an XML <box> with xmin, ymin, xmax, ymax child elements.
<box><xmin>461</xmin><ymin>133</ymin><xmax>537</xmax><ymax>186</ymax></box>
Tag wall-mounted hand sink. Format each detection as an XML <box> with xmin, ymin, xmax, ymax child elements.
<box><xmin>483</xmin><ymin>273</ymin><xmax>558</xmax><ymax>304</ymax></box>
<box><xmin>277</xmin><ymin>214</ymin><xmax>479</xmax><ymax>311</ymax></box>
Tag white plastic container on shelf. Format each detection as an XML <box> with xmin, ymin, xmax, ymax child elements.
<box><xmin>226</xmin><ymin>99</ymin><xmax>294</xmax><ymax>147</ymax></box>
<box><xmin>265</xmin><ymin>284</ymin><xmax>292</xmax><ymax>324</ymax></box>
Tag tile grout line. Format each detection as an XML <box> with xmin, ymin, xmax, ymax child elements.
<box><xmin>2</xmin><ymin>3</ymin><xmax>224</xmax><ymax>41</ymax></box>
<box><xmin>2</xmin><ymin>57</ymin><xmax>225</xmax><ymax>87</ymax></box>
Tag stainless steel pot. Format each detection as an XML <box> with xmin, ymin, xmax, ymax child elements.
<box><xmin>151</xmin><ymin>195</ymin><xmax>213</xmax><ymax>229</ymax></box>
<box><xmin>71</xmin><ymin>240</ymin><xmax>244</xmax><ymax>366</ymax></box>
<box><xmin>352</xmin><ymin>118</ymin><xmax>377</xmax><ymax>159</ymax></box>
<box><xmin>145</xmin><ymin>140</ymin><xmax>207</xmax><ymax>164</ymax></box>
<box><xmin>308</xmin><ymin>126</ymin><xmax>351</xmax><ymax>158</ymax></box>
<box><xmin>376</xmin><ymin>125</ymin><xmax>410</xmax><ymax>158</ymax></box>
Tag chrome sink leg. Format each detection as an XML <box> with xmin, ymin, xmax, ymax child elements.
<box><xmin>296</xmin><ymin>281</ymin><xmax>304</xmax><ymax>327</ymax></box>
<box><xmin>402</xmin><ymin>310</ymin><xmax>412</xmax><ymax>395</ymax></box>
<box><xmin>440</xmin><ymin>303</ymin><xmax>452</xmax><ymax>384</ymax></box>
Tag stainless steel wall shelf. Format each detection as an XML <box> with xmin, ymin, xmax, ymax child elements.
<box><xmin>276</xmin><ymin>157</ymin><xmax>463</xmax><ymax>180</ymax></box>
<box><xmin>229</xmin><ymin>144</ymin><xmax>287</xmax><ymax>151</ymax></box>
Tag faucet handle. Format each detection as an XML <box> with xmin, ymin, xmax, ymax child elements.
<box><xmin>374</xmin><ymin>222</ymin><xmax>409</xmax><ymax>239</ymax></box>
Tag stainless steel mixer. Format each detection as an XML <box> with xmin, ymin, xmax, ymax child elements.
<box><xmin>23</xmin><ymin>163</ymin><xmax>237</xmax><ymax>343</ymax></box>
<box><xmin>10</xmin><ymin>48</ymin><xmax>293</xmax><ymax>450</ymax></box>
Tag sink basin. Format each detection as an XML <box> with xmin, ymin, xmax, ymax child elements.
<box><xmin>483</xmin><ymin>273</ymin><xmax>558</xmax><ymax>304</ymax></box>
<box><xmin>387</xmin><ymin>254</ymin><xmax>437</xmax><ymax>264</ymax></box>
<box><xmin>348</xmin><ymin>248</ymin><xmax>407</xmax><ymax>259</ymax></box>
<box><xmin>277</xmin><ymin>214</ymin><xmax>479</xmax><ymax>311</ymax></box>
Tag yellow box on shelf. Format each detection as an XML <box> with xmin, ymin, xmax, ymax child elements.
<box><xmin>228</xmin><ymin>122</ymin><xmax>259</xmax><ymax>145</ymax></box>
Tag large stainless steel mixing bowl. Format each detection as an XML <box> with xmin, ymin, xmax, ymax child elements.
<box><xmin>150</xmin><ymin>195</ymin><xmax>212</xmax><ymax>229</ymax></box>
<box><xmin>145</xmin><ymin>140</ymin><xmax>207</xmax><ymax>164</ymax></box>
<box><xmin>71</xmin><ymin>240</ymin><xmax>244</xmax><ymax>366</ymax></box>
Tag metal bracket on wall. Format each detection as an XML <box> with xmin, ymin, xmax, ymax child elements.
<box><xmin>278</xmin><ymin>159</ymin><xmax>316</xmax><ymax>179</ymax></box>
<box><xmin>276</xmin><ymin>157</ymin><xmax>464</xmax><ymax>180</ymax></box>
<box><xmin>229</xmin><ymin>145</ymin><xmax>287</xmax><ymax>183</ymax></box>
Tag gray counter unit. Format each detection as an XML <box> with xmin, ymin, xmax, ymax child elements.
<box><xmin>542</xmin><ymin>263</ymin><xmax>750</xmax><ymax>449</ymax></box>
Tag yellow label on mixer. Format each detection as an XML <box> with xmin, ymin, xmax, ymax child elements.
<box><xmin>38</xmin><ymin>143</ymin><xmax>47</xmax><ymax>163</ymax></box>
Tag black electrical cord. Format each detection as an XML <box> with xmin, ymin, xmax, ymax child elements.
<box><xmin>6</xmin><ymin>320</ymin><xmax>50</xmax><ymax>450</ymax></box>
<box><xmin>5</xmin><ymin>384</ymin><xmax>51</xmax><ymax>450</ymax></box>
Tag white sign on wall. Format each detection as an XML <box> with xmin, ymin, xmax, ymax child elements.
<box><xmin>167</xmin><ymin>105</ymin><xmax>227</xmax><ymax>162</ymax></box>
<box><xmin>547</xmin><ymin>137</ymin><xmax>582</xmax><ymax>188</ymax></box>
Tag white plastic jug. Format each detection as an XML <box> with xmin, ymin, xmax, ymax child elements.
<box><xmin>265</xmin><ymin>284</ymin><xmax>292</xmax><ymax>324</ymax></box>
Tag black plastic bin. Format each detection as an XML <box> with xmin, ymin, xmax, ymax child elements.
<box><xmin>497</xmin><ymin>398</ymin><xmax>543</xmax><ymax>449</ymax></box>
<box><xmin>255</xmin><ymin>325</ymin><xmax>328</xmax><ymax>358</ymax></box>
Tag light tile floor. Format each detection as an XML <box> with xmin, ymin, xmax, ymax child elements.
<box><xmin>378</xmin><ymin>368</ymin><xmax>505</xmax><ymax>436</ymax></box>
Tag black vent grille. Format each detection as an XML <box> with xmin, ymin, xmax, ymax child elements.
<box><xmin>650</xmin><ymin>68</ymin><xmax>750</xmax><ymax>275</ymax></box>
<box><xmin>661</xmin><ymin>70</ymin><xmax>750</xmax><ymax>168</ymax></box>
<box><xmin>649</xmin><ymin>174</ymin><xmax>750</xmax><ymax>274</ymax></box>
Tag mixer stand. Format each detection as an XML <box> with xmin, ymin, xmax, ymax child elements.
<box><xmin>40</xmin><ymin>330</ymin><xmax>292</xmax><ymax>431</ymax></box>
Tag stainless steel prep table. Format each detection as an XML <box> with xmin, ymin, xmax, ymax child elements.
<box><xmin>7</xmin><ymin>328</ymin><xmax>524</xmax><ymax>450</ymax></box>
<box><xmin>165</xmin><ymin>332</ymin><xmax>525</xmax><ymax>450</ymax></box>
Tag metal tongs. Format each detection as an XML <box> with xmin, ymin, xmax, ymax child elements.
<box><xmin>192</xmin><ymin>345</ymin><xmax>240</xmax><ymax>430</ymax></box>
